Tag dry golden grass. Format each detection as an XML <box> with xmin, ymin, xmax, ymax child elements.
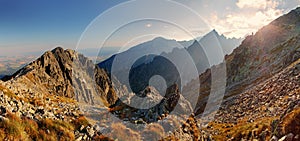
<box><xmin>29</xmin><ymin>97</ymin><xmax>45</xmax><ymax>107</ymax></box>
<box><xmin>109</xmin><ymin>122</ymin><xmax>141</xmax><ymax>141</ymax></box>
<box><xmin>277</xmin><ymin>107</ymin><xmax>300</xmax><ymax>136</ymax></box>
<box><xmin>72</xmin><ymin>116</ymin><xmax>90</xmax><ymax>130</ymax></box>
<box><xmin>161</xmin><ymin>116</ymin><xmax>200</xmax><ymax>141</ymax></box>
<box><xmin>0</xmin><ymin>112</ymin><xmax>27</xmax><ymax>140</ymax></box>
<box><xmin>143</xmin><ymin>123</ymin><xmax>165</xmax><ymax>141</ymax></box>
<box><xmin>28</xmin><ymin>92</ymin><xmax>76</xmax><ymax>107</ymax></box>
<box><xmin>23</xmin><ymin>117</ymin><xmax>39</xmax><ymax>140</ymax></box>
<box><xmin>0</xmin><ymin>84</ymin><xmax>21</xmax><ymax>101</ymax></box>
<box><xmin>51</xmin><ymin>95</ymin><xmax>76</xmax><ymax>103</ymax></box>
<box><xmin>162</xmin><ymin>135</ymin><xmax>180</xmax><ymax>141</ymax></box>
<box><xmin>0</xmin><ymin>81</ymin><xmax>86</xmax><ymax>140</ymax></box>
<box><xmin>208</xmin><ymin>116</ymin><xmax>277</xmax><ymax>141</ymax></box>
<box><xmin>0</xmin><ymin>112</ymin><xmax>93</xmax><ymax>141</ymax></box>
<box><xmin>0</xmin><ymin>129</ymin><xmax>5</xmax><ymax>140</ymax></box>
<box><xmin>93</xmin><ymin>134</ymin><xmax>114</xmax><ymax>141</ymax></box>
<box><xmin>39</xmin><ymin>118</ymin><xmax>75</xmax><ymax>141</ymax></box>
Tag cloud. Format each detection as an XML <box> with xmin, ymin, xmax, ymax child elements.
<box><xmin>174</xmin><ymin>0</ymin><xmax>300</xmax><ymax>38</ymax></box>
<box><xmin>236</xmin><ymin>0</ymin><xmax>279</xmax><ymax>9</ymax></box>
<box><xmin>206</xmin><ymin>0</ymin><xmax>286</xmax><ymax>38</ymax></box>
<box><xmin>236</xmin><ymin>0</ymin><xmax>267</xmax><ymax>9</ymax></box>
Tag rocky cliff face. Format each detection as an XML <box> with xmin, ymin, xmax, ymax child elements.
<box><xmin>203</xmin><ymin>58</ymin><xmax>300</xmax><ymax>140</ymax></box>
<box><xmin>226</xmin><ymin>7</ymin><xmax>300</xmax><ymax>88</ymax></box>
<box><xmin>2</xmin><ymin>47</ymin><xmax>118</xmax><ymax>107</ymax></box>
<box><xmin>190</xmin><ymin>7</ymin><xmax>300</xmax><ymax>114</ymax></box>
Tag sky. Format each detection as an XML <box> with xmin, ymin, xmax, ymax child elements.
<box><xmin>0</xmin><ymin>0</ymin><xmax>299</xmax><ymax>56</ymax></box>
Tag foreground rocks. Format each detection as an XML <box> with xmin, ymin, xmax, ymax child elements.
<box><xmin>0</xmin><ymin>79</ymin><xmax>118</xmax><ymax>141</ymax></box>
<box><xmin>201</xmin><ymin>58</ymin><xmax>300</xmax><ymax>140</ymax></box>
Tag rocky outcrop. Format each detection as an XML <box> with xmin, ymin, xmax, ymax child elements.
<box><xmin>190</xmin><ymin>7</ymin><xmax>300</xmax><ymax>115</ymax></box>
<box><xmin>216</xmin><ymin>59</ymin><xmax>300</xmax><ymax>124</ymax></box>
<box><xmin>0</xmin><ymin>80</ymin><xmax>107</xmax><ymax>140</ymax></box>
<box><xmin>273</xmin><ymin>103</ymin><xmax>300</xmax><ymax>140</ymax></box>
<box><xmin>109</xmin><ymin>84</ymin><xmax>192</xmax><ymax>124</ymax></box>
<box><xmin>2</xmin><ymin>47</ymin><xmax>118</xmax><ymax>107</ymax></box>
<box><xmin>226</xmin><ymin>7</ymin><xmax>300</xmax><ymax>88</ymax></box>
<box><xmin>0</xmin><ymin>80</ymin><xmax>80</xmax><ymax>121</ymax></box>
<box><xmin>202</xmin><ymin>57</ymin><xmax>300</xmax><ymax>141</ymax></box>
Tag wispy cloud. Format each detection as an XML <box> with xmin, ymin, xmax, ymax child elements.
<box><xmin>236</xmin><ymin>0</ymin><xmax>277</xmax><ymax>9</ymax></box>
<box><xmin>208</xmin><ymin>0</ymin><xmax>286</xmax><ymax>38</ymax></box>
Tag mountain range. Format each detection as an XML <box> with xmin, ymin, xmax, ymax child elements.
<box><xmin>98</xmin><ymin>30</ymin><xmax>242</xmax><ymax>73</ymax></box>
<box><xmin>0</xmin><ymin>7</ymin><xmax>299</xmax><ymax>141</ymax></box>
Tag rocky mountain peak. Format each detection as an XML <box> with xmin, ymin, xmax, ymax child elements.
<box><xmin>152</xmin><ymin>36</ymin><xmax>168</xmax><ymax>42</ymax></box>
<box><xmin>225</xmin><ymin>7</ymin><xmax>300</xmax><ymax>87</ymax></box>
<box><xmin>2</xmin><ymin>47</ymin><xmax>119</xmax><ymax>107</ymax></box>
<box><xmin>51</xmin><ymin>46</ymin><xmax>64</xmax><ymax>53</ymax></box>
<box><xmin>210</xmin><ymin>29</ymin><xmax>218</xmax><ymax>35</ymax></box>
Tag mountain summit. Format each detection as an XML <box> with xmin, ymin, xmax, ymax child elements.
<box><xmin>2</xmin><ymin>47</ymin><xmax>118</xmax><ymax>106</ymax></box>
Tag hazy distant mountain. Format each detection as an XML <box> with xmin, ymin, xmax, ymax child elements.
<box><xmin>179</xmin><ymin>31</ymin><xmax>242</xmax><ymax>56</ymax></box>
<box><xmin>209</xmin><ymin>30</ymin><xmax>243</xmax><ymax>55</ymax></box>
<box><xmin>127</xmin><ymin>41</ymin><xmax>209</xmax><ymax>102</ymax></box>
<box><xmin>121</xmin><ymin>29</ymin><xmax>242</xmax><ymax>91</ymax></box>
<box><xmin>98</xmin><ymin>30</ymin><xmax>242</xmax><ymax>77</ymax></box>
<box><xmin>77</xmin><ymin>47</ymin><xmax>120</xmax><ymax>60</ymax></box>
<box><xmin>98</xmin><ymin>29</ymin><xmax>242</xmax><ymax>97</ymax></box>
<box><xmin>197</xmin><ymin>29</ymin><xmax>243</xmax><ymax>65</ymax></box>
<box><xmin>178</xmin><ymin>36</ymin><xmax>202</xmax><ymax>47</ymax></box>
<box><xmin>98</xmin><ymin>37</ymin><xmax>185</xmax><ymax>73</ymax></box>
<box><xmin>217</xmin><ymin>33</ymin><xmax>243</xmax><ymax>55</ymax></box>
